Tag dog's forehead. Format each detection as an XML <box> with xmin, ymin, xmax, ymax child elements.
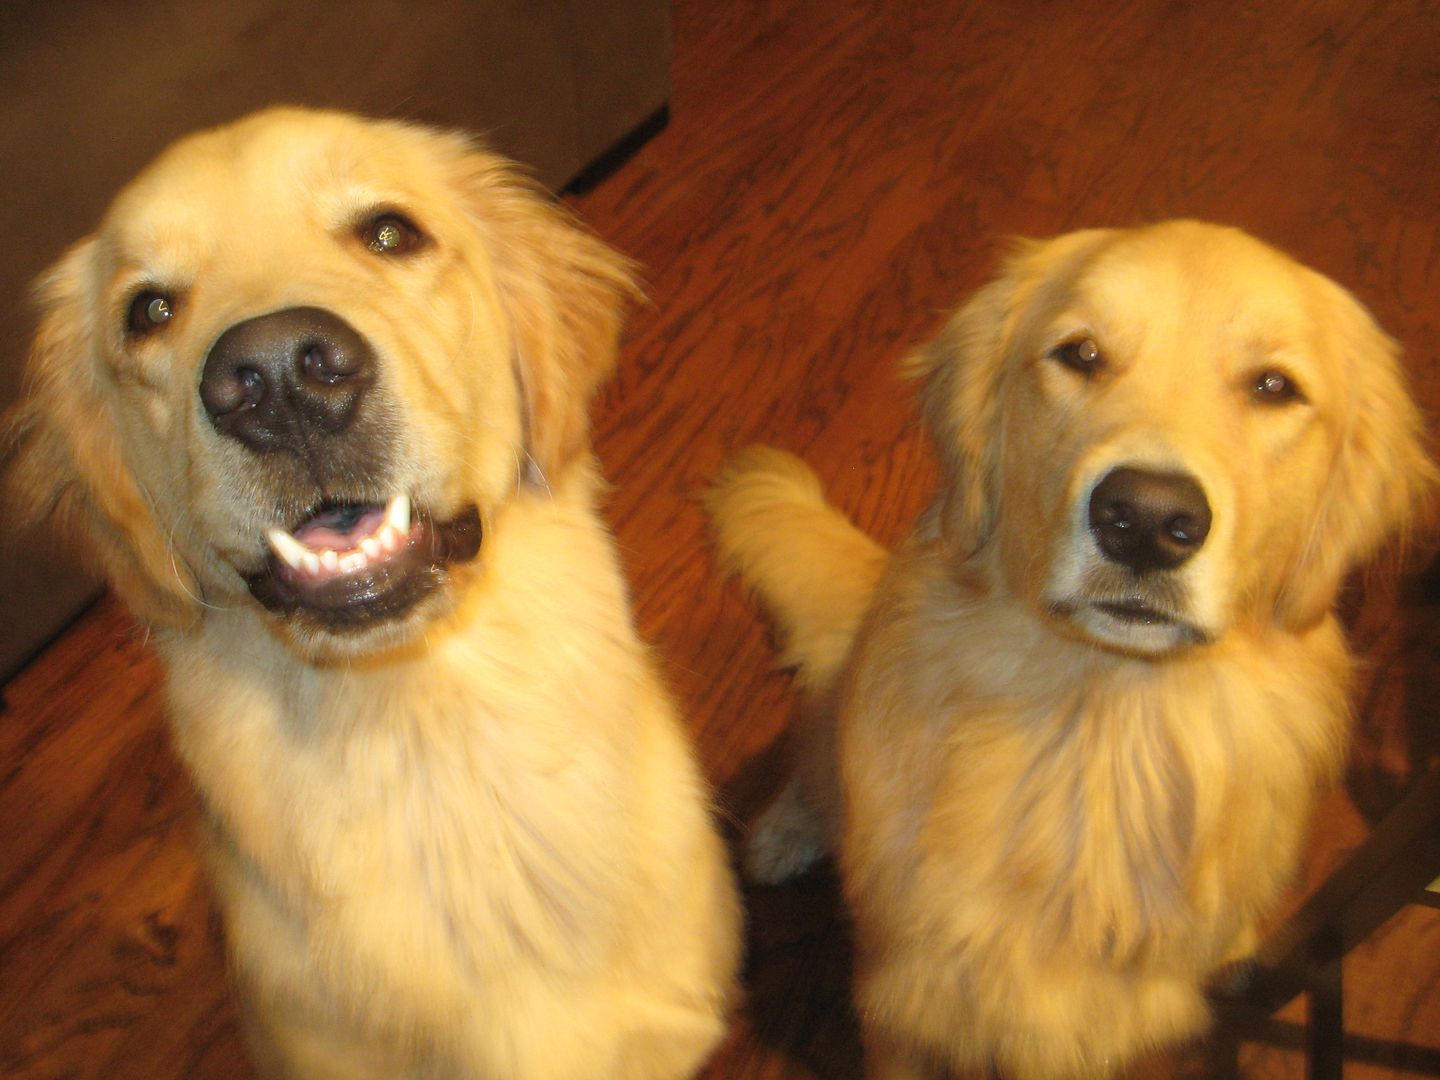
<box><xmin>104</xmin><ymin>112</ymin><xmax>457</xmax><ymax>246</ymax></box>
<box><xmin>1073</xmin><ymin>225</ymin><xmax>1314</xmax><ymax>343</ymax></box>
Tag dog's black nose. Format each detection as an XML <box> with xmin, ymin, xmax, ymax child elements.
<box><xmin>199</xmin><ymin>307</ymin><xmax>375</xmax><ymax>453</ymax></box>
<box><xmin>1088</xmin><ymin>466</ymin><xmax>1211</xmax><ymax>573</ymax></box>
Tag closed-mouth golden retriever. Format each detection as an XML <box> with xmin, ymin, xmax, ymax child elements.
<box><xmin>708</xmin><ymin>221</ymin><xmax>1436</xmax><ymax>1079</ymax></box>
<box><xmin>4</xmin><ymin>107</ymin><xmax>740</xmax><ymax>1079</ymax></box>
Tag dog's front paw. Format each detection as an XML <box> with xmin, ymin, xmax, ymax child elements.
<box><xmin>744</xmin><ymin>780</ymin><xmax>826</xmax><ymax>884</ymax></box>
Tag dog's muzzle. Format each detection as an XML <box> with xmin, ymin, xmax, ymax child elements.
<box><xmin>1045</xmin><ymin>465</ymin><xmax>1216</xmax><ymax>654</ymax></box>
<box><xmin>203</xmin><ymin>306</ymin><xmax>484</xmax><ymax>630</ymax></box>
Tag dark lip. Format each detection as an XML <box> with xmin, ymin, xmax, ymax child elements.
<box><xmin>1093</xmin><ymin>599</ymin><xmax>1176</xmax><ymax>626</ymax></box>
<box><xmin>1094</xmin><ymin>600</ymin><xmax>1212</xmax><ymax>647</ymax></box>
<box><xmin>1048</xmin><ymin>595</ymin><xmax>1212</xmax><ymax>647</ymax></box>
<box><xmin>245</xmin><ymin>504</ymin><xmax>482</xmax><ymax>630</ymax></box>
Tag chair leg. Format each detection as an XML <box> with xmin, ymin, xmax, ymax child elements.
<box><xmin>1308</xmin><ymin>926</ymin><xmax>1344</xmax><ymax>1080</ymax></box>
<box><xmin>1203</xmin><ymin>1027</ymin><xmax>1244</xmax><ymax>1080</ymax></box>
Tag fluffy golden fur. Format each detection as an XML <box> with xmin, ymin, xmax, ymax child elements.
<box><xmin>4</xmin><ymin>108</ymin><xmax>740</xmax><ymax>1079</ymax></box>
<box><xmin>708</xmin><ymin>221</ymin><xmax>1436</xmax><ymax>1079</ymax></box>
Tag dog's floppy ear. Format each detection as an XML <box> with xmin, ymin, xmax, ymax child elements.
<box><xmin>906</xmin><ymin>272</ymin><xmax>1017</xmax><ymax>556</ymax></box>
<box><xmin>908</xmin><ymin>231</ymin><xmax>1113</xmax><ymax>556</ymax></box>
<box><xmin>2</xmin><ymin>240</ymin><xmax>201</xmax><ymax>628</ymax></box>
<box><xmin>455</xmin><ymin>149</ymin><xmax>640</xmax><ymax>484</ymax></box>
<box><xmin>1275</xmin><ymin>276</ymin><xmax>1439</xmax><ymax>630</ymax></box>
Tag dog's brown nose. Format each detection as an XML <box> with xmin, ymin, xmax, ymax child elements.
<box><xmin>200</xmin><ymin>307</ymin><xmax>375</xmax><ymax>452</ymax></box>
<box><xmin>1088</xmin><ymin>466</ymin><xmax>1211</xmax><ymax>573</ymax></box>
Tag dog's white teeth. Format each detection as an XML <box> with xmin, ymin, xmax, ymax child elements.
<box><xmin>270</xmin><ymin>496</ymin><xmax>412</xmax><ymax>579</ymax></box>
<box><xmin>267</xmin><ymin>528</ymin><xmax>310</xmax><ymax>571</ymax></box>
<box><xmin>384</xmin><ymin>493</ymin><xmax>411</xmax><ymax>536</ymax></box>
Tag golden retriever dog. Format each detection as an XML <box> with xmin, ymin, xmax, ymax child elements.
<box><xmin>708</xmin><ymin>221</ymin><xmax>1436</xmax><ymax>1079</ymax></box>
<box><xmin>3</xmin><ymin>107</ymin><xmax>740</xmax><ymax>1079</ymax></box>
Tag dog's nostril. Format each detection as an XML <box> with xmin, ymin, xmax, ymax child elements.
<box><xmin>200</xmin><ymin>364</ymin><xmax>265</xmax><ymax>417</ymax></box>
<box><xmin>1097</xmin><ymin>502</ymin><xmax>1133</xmax><ymax>529</ymax></box>
<box><xmin>238</xmin><ymin>367</ymin><xmax>264</xmax><ymax>402</ymax></box>
<box><xmin>1166</xmin><ymin>512</ymin><xmax>1208</xmax><ymax>547</ymax></box>
<box><xmin>302</xmin><ymin>345</ymin><xmax>344</xmax><ymax>385</ymax></box>
<box><xmin>299</xmin><ymin>338</ymin><xmax>370</xmax><ymax>387</ymax></box>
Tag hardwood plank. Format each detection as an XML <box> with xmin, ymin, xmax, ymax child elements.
<box><xmin>3</xmin><ymin>2</ymin><xmax>1438</xmax><ymax>1077</ymax></box>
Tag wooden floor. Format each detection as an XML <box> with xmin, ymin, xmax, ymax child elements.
<box><xmin>4</xmin><ymin>1</ymin><xmax>1440</xmax><ymax>1077</ymax></box>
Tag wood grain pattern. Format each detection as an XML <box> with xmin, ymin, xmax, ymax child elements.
<box><xmin>3</xmin><ymin>2</ymin><xmax>1439</xmax><ymax>1077</ymax></box>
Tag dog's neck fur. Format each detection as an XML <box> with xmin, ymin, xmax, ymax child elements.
<box><xmin>842</xmin><ymin>530</ymin><xmax>1353</xmax><ymax>969</ymax></box>
<box><xmin>155</xmin><ymin>470</ymin><xmax>647</xmax><ymax>960</ymax></box>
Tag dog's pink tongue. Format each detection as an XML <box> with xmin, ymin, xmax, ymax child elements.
<box><xmin>293</xmin><ymin>505</ymin><xmax>386</xmax><ymax>551</ymax></box>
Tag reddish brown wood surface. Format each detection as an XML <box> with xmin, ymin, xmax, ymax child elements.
<box><xmin>4</xmin><ymin>2</ymin><xmax>1439</xmax><ymax>1077</ymax></box>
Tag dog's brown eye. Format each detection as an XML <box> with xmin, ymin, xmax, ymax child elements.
<box><xmin>1050</xmin><ymin>337</ymin><xmax>1103</xmax><ymax>376</ymax></box>
<box><xmin>126</xmin><ymin>290</ymin><xmax>176</xmax><ymax>338</ymax></box>
<box><xmin>1252</xmin><ymin>370</ymin><xmax>1304</xmax><ymax>405</ymax></box>
<box><xmin>362</xmin><ymin>212</ymin><xmax>425</xmax><ymax>256</ymax></box>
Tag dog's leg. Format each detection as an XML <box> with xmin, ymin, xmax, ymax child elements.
<box><xmin>744</xmin><ymin>774</ymin><xmax>828</xmax><ymax>883</ymax></box>
<box><xmin>863</xmin><ymin>1029</ymin><xmax>943</xmax><ymax>1080</ymax></box>
<box><xmin>609</xmin><ymin>992</ymin><xmax>732</xmax><ymax>1080</ymax></box>
<box><xmin>708</xmin><ymin>447</ymin><xmax>887</xmax><ymax>882</ymax></box>
<box><xmin>238</xmin><ymin>998</ymin><xmax>403</xmax><ymax>1080</ymax></box>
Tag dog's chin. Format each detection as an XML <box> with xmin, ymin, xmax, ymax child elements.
<box><xmin>244</xmin><ymin>497</ymin><xmax>483</xmax><ymax>661</ymax></box>
<box><xmin>1048</xmin><ymin>597</ymin><xmax>1212</xmax><ymax>658</ymax></box>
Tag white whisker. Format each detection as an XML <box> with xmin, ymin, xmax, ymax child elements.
<box><xmin>517</xmin><ymin>445</ymin><xmax>551</xmax><ymax>497</ymax></box>
<box><xmin>137</xmin><ymin>474</ymin><xmax>234</xmax><ymax>613</ymax></box>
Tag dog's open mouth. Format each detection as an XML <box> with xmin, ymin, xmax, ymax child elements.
<box><xmin>246</xmin><ymin>494</ymin><xmax>482</xmax><ymax>628</ymax></box>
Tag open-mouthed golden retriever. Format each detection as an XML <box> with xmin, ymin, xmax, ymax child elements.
<box><xmin>708</xmin><ymin>221</ymin><xmax>1437</xmax><ymax>1079</ymax></box>
<box><xmin>3</xmin><ymin>107</ymin><xmax>740</xmax><ymax>1079</ymax></box>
